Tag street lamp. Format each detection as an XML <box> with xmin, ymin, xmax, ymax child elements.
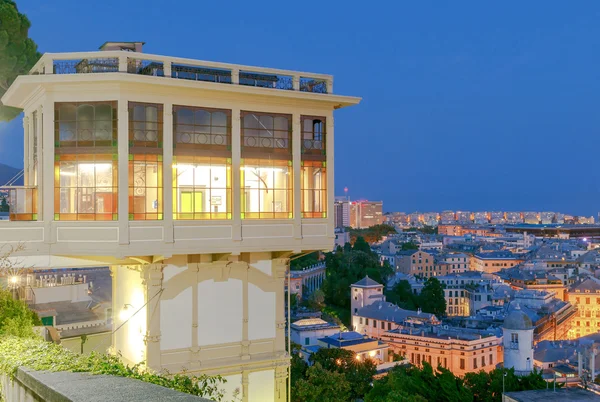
<box><xmin>502</xmin><ymin>370</ymin><xmax>507</xmax><ymax>400</ymax></box>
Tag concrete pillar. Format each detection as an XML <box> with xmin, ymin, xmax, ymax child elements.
<box><xmin>163</xmin><ymin>103</ymin><xmax>174</xmax><ymax>243</ymax></box>
<box><xmin>326</xmin><ymin>113</ymin><xmax>334</xmax><ymax>239</ymax></box>
<box><xmin>273</xmin><ymin>258</ymin><xmax>289</xmax><ymax>353</ymax></box>
<box><xmin>579</xmin><ymin>352</ymin><xmax>583</xmax><ymax>378</ymax></box>
<box><xmin>592</xmin><ymin>349</ymin><xmax>596</xmax><ymax>382</ymax></box>
<box><xmin>292</xmin><ymin>113</ymin><xmax>302</xmax><ymax>240</ymax></box>
<box><xmin>232</xmin><ymin>108</ymin><xmax>241</xmax><ymax>240</ymax></box>
<box><xmin>23</xmin><ymin>115</ymin><xmax>29</xmax><ymax>186</ymax></box>
<box><xmin>144</xmin><ymin>264</ymin><xmax>164</xmax><ymax>371</ymax></box>
<box><xmin>275</xmin><ymin>366</ymin><xmax>288</xmax><ymax>402</ymax></box>
<box><xmin>41</xmin><ymin>98</ymin><xmax>54</xmax><ymax>233</ymax></box>
<box><xmin>35</xmin><ymin>108</ymin><xmax>43</xmax><ymax>219</ymax></box>
<box><xmin>117</xmin><ymin>98</ymin><xmax>129</xmax><ymax>245</ymax></box>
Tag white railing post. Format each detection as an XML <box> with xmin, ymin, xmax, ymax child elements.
<box><xmin>163</xmin><ymin>60</ymin><xmax>171</xmax><ymax>77</ymax></box>
<box><xmin>118</xmin><ymin>55</ymin><xmax>128</xmax><ymax>73</ymax></box>
<box><xmin>326</xmin><ymin>78</ymin><xmax>334</xmax><ymax>94</ymax></box>
<box><xmin>231</xmin><ymin>68</ymin><xmax>239</xmax><ymax>84</ymax></box>
<box><xmin>44</xmin><ymin>56</ymin><xmax>53</xmax><ymax>75</ymax></box>
<box><xmin>293</xmin><ymin>75</ymin><xmax>300</xmax><ymax>91</ymax></box>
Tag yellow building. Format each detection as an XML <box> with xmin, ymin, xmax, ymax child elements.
<box><xmin>381</xmin><ymin>328</ymin><xmax>502</xmax><ymax>377</ymax></box>
<box><xmin>0</xmin><ymin>41</ymin><xmax>360</xmax><ymax>401</ymax></box>
<box><xmin>567</xmin><ymin>278</ymin><xmax>600</xmax><ymax>339</ymax></box>
<box><xmin>471</xmin><ymin>251</ymin><xmax>524</xmax><ymax>273</ymax></box>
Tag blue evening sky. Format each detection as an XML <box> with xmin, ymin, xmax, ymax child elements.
<box><xmin>1</xmin><ymin>1</ymin><xmax>599</xmax><ymax>216</ymax></box>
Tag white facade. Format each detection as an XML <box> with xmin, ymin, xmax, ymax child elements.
<box><xmin>502</xmin><ymin>308</ymin><xmax>535</xmax><ymax>376</ymax></box>
<box><xmin>0</xmin><ymin>42</ymin><xmax>360</xmax><ymax>402</ymax></box>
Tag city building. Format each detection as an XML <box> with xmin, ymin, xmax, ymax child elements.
<box><xmin>286</xmin><ymin>262</ymin><xmax>326</xmax><ymax>300</ymax></box>
<box><xmin>490</xmin><ymin>211</ymin><xmax>505</xmax><ymax>225</ymax></box>
<box><xmin>0</xmin><ymin>41</ymin><xmax>360</xmax><ymax>402</ymax></box>
<box><xmin>502</xmin><ymin>304</ymin><xmax>535</xmax><ymax>375</ymax></box>
<box><xmin>299</xmin><ymin>331</ymin><xmax>389</xmax><ymax>365</ymax></box>
<box><xmin>333</xmin><ymin>198</ymin><xmax>350</xmax><ymax>228</ymax></box>
<box><xmin>290</xmin><ymin>318</ymin><xmax>340</xmax><ymax>347</ymax></box>
<box><xmin>505</xmin><ymin>212</ymin><xmax>523</xmax><ymax>224</ymax></box>
<box><xmin>440</xmin><ymin>211</ymin><xmax>455</xmax><ymax>224</ymax></box>
<box><xmin>523</xmin><ymin>212</ymin><xmax>540</xmax><ymax>225</ymax></box>
<box><xmin>567</xmin><ymin>278</ymin><xmax>600</xmax><ymax>339</ymax></box>
<box><xmin>455</xmin><ymin>211</ymin><xmax>472</xmax><ymax>224</ymax></box>
<box><xmin>471</xmin><ymin>251</ymin><xmax>525</xmax><ymax>273</ymax></box>
<box><xmin>382</xmin><ymin>326</ymin><xmax>502</xmax><ymax>376</ymax></box>
<box><xmin>350</xmin><ymin>200</ymin><xmax>384</xmax><ymax>228</ymax></box>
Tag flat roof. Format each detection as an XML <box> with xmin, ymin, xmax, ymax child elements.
<box><xmin>504</xmin><ymin>388</ymin><xmax>599</xmax><ymax>402</ymax></box>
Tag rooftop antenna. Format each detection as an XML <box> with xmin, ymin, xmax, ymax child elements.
<box><xmin>344</xmin><ymin>187</ymin><xmax>349</xmax><ymax>201</ymax></box>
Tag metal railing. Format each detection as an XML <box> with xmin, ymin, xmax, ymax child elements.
<box><xmin>30</xmin><ymin>51</ymin><xmax>334</xmax><ymax>94</ymax></box>
<box><xmin>243</xmin><ymin>135</ymin><xmax>289</xmax><ymax>150</ymax></box>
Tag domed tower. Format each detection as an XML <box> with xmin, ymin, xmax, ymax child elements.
<box><xmin>502</xmin><ymin>303</ymin><xmax>534</xmax><ymax>375</ymax></box>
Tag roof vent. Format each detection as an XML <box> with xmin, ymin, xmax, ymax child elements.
<box><xmin>99</xmin><ymin>41</ymin><xmax>144</xmax><ymax>53</ymax></box>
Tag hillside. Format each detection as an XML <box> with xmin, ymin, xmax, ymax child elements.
<box><xmin>0</xmin><ymin>163</ymin><xmax>21</xmax><ymax>186</ymax></box>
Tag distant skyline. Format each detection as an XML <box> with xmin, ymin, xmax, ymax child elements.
<box><xmin>1</xmin><ymin>1</ymin><xmax>600</xmax><ymax>215</ymax></box>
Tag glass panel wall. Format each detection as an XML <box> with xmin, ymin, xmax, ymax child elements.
<box><xmin>173</xmin><ymin>106</ymin><xmax>231</xmax><ymax>220</ymax></box>
<box><xmin>241</xmin><ymin>158</ymin><xmax>292</xmax><ymax>219</ymax></box>
<box><xmin>129</xmin><ymin>102</ymin><xmax>163</xmax><ymax>220</ymax></box>
<box><xmin>301</xmin><ymin>116</ymin><xmax>327</xmax><ymax>218</ymax></box>
<box><xmin>54</xmin><ymin>102</ymin><xmax>118</xmax><ymax>220</ymax></box>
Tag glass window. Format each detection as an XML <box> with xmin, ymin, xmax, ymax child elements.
<box><xmin>173</xmin><ymin>156</ymin><xmax>231</xmax><ymax>220</ymax></box>
<box><xmin>242</xmin><ymin>112</ymin><xmax>291</xmax><ymax>157</ymax></box>
<box><xmin>301</xmin><ymin>116</ymin><xmax>326</xmax><ymax>157</ymax></box>
<box><xmin>128</xmin><ymin>102</ymin><xmax>163</xmax><ymax>220</ymax></box>
<box><xmin>301</xmin><ymin>161</ymin><xmax>326</xmax><ymax>218</ymax></box>
<box><xmin>54</xmin><ymin>154</ymin><xmax>117</xmax><ymax>221</ymax></box>
<box><xmin>174</xmin><ymin>106</ymin><xmax>230</xmax><ymax>154</ymax></box>
<box><xmin>55</xmin><ymin>102</ymin><xmax>117</xmax><ymax>148</ymax></box>
<box><xmin>129</xmin><ymin>102</ymin><xmax>163</xmax><ymax>149</ymax></box>
<box><xmin>129</xmin><ymin>155</ymin><xmax>163</xmax><ymax>220</ymax></box>
<box><xmin>241</xmin><ymin>159</ymin><xmax>292</xmax><ymax>219</ymax></box>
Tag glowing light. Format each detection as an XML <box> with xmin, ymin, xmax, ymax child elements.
<box><xmin>584</xmin><ymin>238</ymin><xmax>588</xmax><ymax>242</ymax></box>
<box><xmin>369</xmin><ymin>351</ymin><xmax>376</xmax><ymax>357</ymax></box>
<box><xmin>355</xmin><ymin>354</ymin><xmax>361</xmax><ymax>361</ymax></box>
<box><xmin>119</xmin><ymin>304</ymin><xmax>134</xmax><ymax>321</ymax></box>
<box><xmin>9</xmin><ymin>276</ymin><xmax>19</xmax><ymax>285</ymax></box>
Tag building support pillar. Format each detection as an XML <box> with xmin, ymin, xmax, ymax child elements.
<box><xmin>144</xmin><ymin>263</ymin><xmax>164</xmax><ymax>372</ymax></box>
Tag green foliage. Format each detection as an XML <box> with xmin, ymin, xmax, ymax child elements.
<box><xmin>0</xmin><ymin>289</ymin><xmax>41</xmax><ymax>337</ymax></box>
<box><xmin>463</xmin><ymin>368</ymin><xmax>548</xmax><ymax>402</ymax></box>
<box><xmin>321</xmin><ymin>304</ymin><xmax>350</xmax><ymax>329</ymax></box>
<box><xmin>386</xmin><ymin>278</ymin><xmax>446</xmax><ymax>316</ymax></box>
<box><xmin>386</xmin><ymin>280</ymin><xmax>419</xmax><ymax>311</ymax></box>
<box><xmin>321</xmin><ymin>243</ymin><xmax>393</xmax><ymax>311</ymax></box>
<box><xmin>0</xmin><ymin>197</ymin><xmax>8</xmax><ymax>212</ymax></box>
<box><xmin>366</xmin><ymin>362</ymin><xmax>473</xmax><ymax>402</ymax></box>
<box><xmin>294</xmin><ymin>363</ymin><xmax>351</xmax><ymax>402</ymax></box>
<box><xmin>353</xmin><ymin>236</ymin><xmax>372</xmax><ymax>254</ymax></box>
<box><xmin>308</xmin><ymin>348</ymin><xmax>377</xmax><ymax>400</ymax></box>
<box><xmin>0</xmin><ymin>0</ymin><xmax>41</xmax><ymax>121</ymax></box>
<box><xmin>291</xmin><ymin>251</ymin><xmax>320</xmax><ymax>271</ymax></box>
<box><xmin>419</xmin><ymin>277</ymin><xmax>446</xmax><ymax>316</ymax></box>
<box><xmin>401</xmin><ymin>242</ymin><xmax>419</xmax><ymax>250</ymax></box>
<box><xmin>307</xmin><ymin>288</ymin><xmax>325</xmax><ymax>310</ymax></box>
<box><xmin>349</xmin><ymin>224</ymin><xmax>397</xmax><ymax>243</ymax></box>
<box><xmin>0</xmin><ymin>336</ymin><xmax>232</xmax><ymax>401</ymax></box>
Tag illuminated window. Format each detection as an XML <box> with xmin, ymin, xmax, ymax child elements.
<box><xmin>54</xmin><ymin>155</ymin><xmax>117</xmax><ymax>221</ymax></box>
<box><xmin>173</xmin><ymin>156</ymin><xmax>231</xmax><ymax>220</ymax></box>
<box><xmin>54</xmin><ymin>102</ymin><xmax>118</xmax><ymax>221</ymax></box>
<box><xmin>173</xmin><ymin>106</ymin><xmax>232</xmax><ymax>220</ymax></box>
<box><xmin>129</xmin><ymin>102</ymin><xmax>163</xmax><ymax>220</ymax></box>
<box><xmin>241</xmin><ymin>159</ymin><xmax>292</xmax><ymax>219</ymax></box>
<box><xmin>301</xmin><ymin>161</ymin><xmax>326</xmax><ymax>218</ymax></box>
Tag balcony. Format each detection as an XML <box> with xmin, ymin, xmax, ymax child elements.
<box><xmin>29</xmin><ymin>52</ymin><xmax>333</xmax><ymax>94</ymax></box>
<box><xmin>0</xmin><ymin>186</ymin><xmax>38</xmax><ymax>221</ymax></box>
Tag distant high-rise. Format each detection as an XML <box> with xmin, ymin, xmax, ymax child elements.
<box><xmin>334</xmin><ymin>198</ymin><xmax>350</xmax><ymax>228</ymax></box>
<box><xmin>349</xmin><ymin>200</ymin><xmax>383</xmax><ymax>228</ymax></box>
<box><xmin>440</xmin><ymin>211</ymin><xmax>455</xmax><ymax>224</ymax></box>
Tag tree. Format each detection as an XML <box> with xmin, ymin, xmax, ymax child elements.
<box><xmin>366</xmin><ymin>362</ymin><xmax>473</xmax><ymax>402</ymax></box>
<box><xmin>387</xmin><ymin>280</ymin><xmax>418</xmax><ymax>311</ymax></box>
<box><xmin>0</xmin><ymin>0</ymin><xmax>41</xmax><ymax>121</ymax></box>
<box><xmin>0</xmin><ymin>196</ymin><xmax>8</xmax><ymax>212</ymax></box>
<box><xmin>309</xmin><ymin>348</ymin><xmax>377</xmax><ymax>400</ymax></box>
<box><xmin>294</xmin><ymin>363</ymin><xmax>351</xmax><ymax>402</ymax></box>
<box><xmin>307</xmin><ymin>288</ymin><xmax>325</xmax><ymax>310</ymax></box>
<box><xmin>291</xmin><ymin>251</ymin><xmax>320</xmax><ymax>271</ymax></box>
<box><xmin>0</xmin><ymin>288</ymin><xmax>41</xmax><ymax>337</ymax></box>
<box><xmin>353</xmin><ymin>236</ymin><xmax>372</xmax><ymax>254</ymax></box>
<box><xmin>419</xmin><ymin>277</ymin><xmax>446</xmax><ymax>316</ymax></box>
<box><xmin>463</xmin><ymin>368</ymin><xmax>548</xmax><ymax>402</ymax></box>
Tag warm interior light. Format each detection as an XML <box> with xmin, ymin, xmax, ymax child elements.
<box><xmin>369</xmin><ymin>351</ymin><xmax>376</xmax><ymax>357</ymax></box>
<box><xmin>9</xmin><ymin>276</ymin><xmax>19</xmax><ymax>285</ymax></box>
<box><xmin>355</xmin><ymin>354</ymin><xmax>361</xmax><ymax>361</ymax></box>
